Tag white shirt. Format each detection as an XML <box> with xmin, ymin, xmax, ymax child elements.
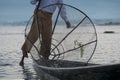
<box><xmin>31</xmin><ymin>0</ymin><xmax>69</xmax><ymax>22</ymax></box>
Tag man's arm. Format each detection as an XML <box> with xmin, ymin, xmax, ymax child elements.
<box><xmin>58</xmin><ymin>0</ymin><xmax>71</xmax><ymax>28</ymax></box>
<box><xmin>59</xmin><ymin>6</ymin><xmax>71</xmax><ymax>28</ymax></box>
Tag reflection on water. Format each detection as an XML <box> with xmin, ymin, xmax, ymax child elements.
<box><xmin>0</xmin><ymin>25</ymin><xmax>120</xmax><ymax>80</ymax></box>
<box><xmin>21</xmin><ymin>65</ymin><xmax>39</xmax><ymax>80</ymax></box>
<box><xmin>20</xmin><ymin>63</ymin><xmax>60</xmax><ymax>80</ymax></box>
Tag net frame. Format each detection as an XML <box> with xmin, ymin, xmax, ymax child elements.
<box><xmin>25</xmin><ymin>3</ymin><xmax>98</xmax><ymax>68</ymax></box>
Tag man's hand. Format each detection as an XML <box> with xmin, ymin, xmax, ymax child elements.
<box><xmin>66</xmin><ymin>21</ymin><xmax>71</xmax><ymax>28</ymax></box>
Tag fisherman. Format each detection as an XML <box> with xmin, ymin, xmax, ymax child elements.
<box><xmin>21</xmin><ymin>0</ymin><xmax>71</xmax><ymax>59</ymax></box>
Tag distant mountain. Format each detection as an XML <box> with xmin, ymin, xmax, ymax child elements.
<box><xmin>0</xmin><ymin>18</ymin><xmax>120</xmax><ymax>26</ymax></box>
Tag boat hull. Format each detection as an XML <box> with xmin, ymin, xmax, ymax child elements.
<box><xmin>33</xmin><ymin>60</ymin><xmax>120</xmax><ymax>80</ymax></box>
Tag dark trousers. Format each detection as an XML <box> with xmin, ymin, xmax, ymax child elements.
<box><xmin>21</xmin><ymin>10</ymin><xmax>52</xmax><ymax>58</ymax></box>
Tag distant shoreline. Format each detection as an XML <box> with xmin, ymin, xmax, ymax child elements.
<box><xmin>97</xmin><ymin>22</ymin><xmax>120</xmax><ymax>26</ymax></box>
<box><xmin>0</xmin><ymin>20</ymin><xmax>120</xmax><ymax>26</ymax></box>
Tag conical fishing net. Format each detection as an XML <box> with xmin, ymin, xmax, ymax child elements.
<box><xmin>25</xmin><ymin>4</ymin><xmax>97</xmax><ymax>69</ymax></box>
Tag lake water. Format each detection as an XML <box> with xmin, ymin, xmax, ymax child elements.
<box><xmin>0</xmin><ymin>25</ymin><xmax>120</xmax><ymax>80</ymax></box>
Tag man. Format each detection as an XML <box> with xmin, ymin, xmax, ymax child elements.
<box><xmin>21</xmin><ymin>0</ymin><xmax>71</xmax><ymax>59</ymax></box>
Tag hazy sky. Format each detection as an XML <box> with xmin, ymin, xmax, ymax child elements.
<box><xmin>0</xmin><ymin>0</ymin><xmax>120</xmax><ymax>22</ymax></box>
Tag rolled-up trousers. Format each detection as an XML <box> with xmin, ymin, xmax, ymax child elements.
<box><xmin>21</xmin><ymin>10</ymin><xmax>52</xmax><ymax>58</ymax></box>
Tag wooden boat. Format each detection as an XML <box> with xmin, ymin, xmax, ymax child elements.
<box><xmin>33</xmin><ymin>59</ymin><xmax>120</xmax><ymax>80</ymax></box>
<box><xmin>24</xmin><ymin>3</ymin><xmax>120</xmax><ymax>80</ymax></box>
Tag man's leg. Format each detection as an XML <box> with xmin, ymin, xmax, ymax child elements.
<box><xmin>41</xmin><ymin>20</ymin><xmax>52</xmax><ymax>59</ymax></box>
<box><xmin>21</xmin><ymin>17</ymin><xmax>38</xmax><ymax>55</ymax></box>
<box><xmin>39</xmin><ymin>11</ymin><xmax>52</xmax><ymax>59</ymax></box>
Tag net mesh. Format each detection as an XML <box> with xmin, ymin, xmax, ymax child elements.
<box><xmin>25</xmin><ymin>4</ymin><xmax>97</xmax><ymax>68</ymax></box>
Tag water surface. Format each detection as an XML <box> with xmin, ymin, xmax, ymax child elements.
<box><xmin>0</xmin><ymin>25</ymin><xmax>120</xmax><ymax>80</ymax></box>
